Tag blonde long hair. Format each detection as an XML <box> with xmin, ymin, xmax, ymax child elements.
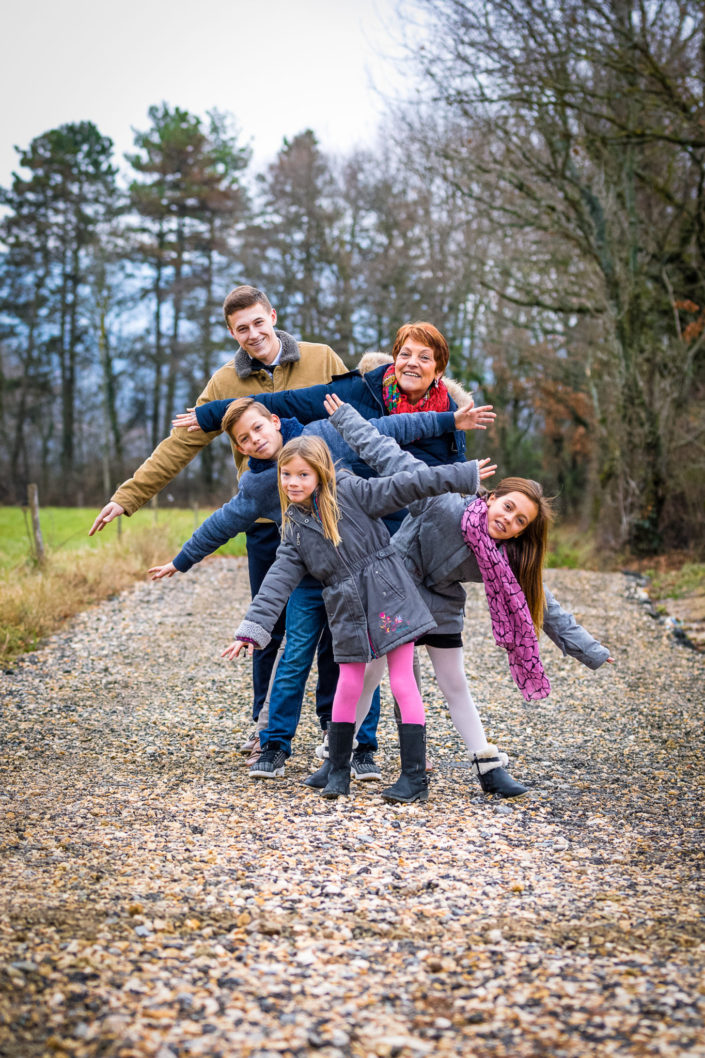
<box><xmin>278</xmin><ymin>436</ymin><xmax>341</xmax><ymax>546</ymax></box>
<box><xmin>491</xmin><ymin>478</ymin><xmax>555</xmax><ymax>631</ymax></box>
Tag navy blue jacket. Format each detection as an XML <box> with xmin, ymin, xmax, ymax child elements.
<box><xmin>194</xmin><ymin>365</ymin><xmax>466</xmax><ymax>470</ymax></box>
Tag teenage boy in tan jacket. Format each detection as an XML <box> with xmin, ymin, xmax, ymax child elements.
<box><xmin>89</xmin><ymin>285</ymin><xmax>346</xmax><ymax>737</ymax></box>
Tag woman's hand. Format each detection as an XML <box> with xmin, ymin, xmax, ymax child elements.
<box><xmin>172</xmin><ymin>407</ymin><xmax>200</xmax><ymax>431</ymax></box>
<box><xmin>477</xmin><ymin>458</ymin><xmax>498</xmax><ymax>481</ymax></box>
<box><xmin>454</xmin><ymin>399</ymin><xmax>496</xmax><ymax>432</ymax></box>
<box><xmin>148</xmin><ymin>561</ymin><xmax>177</xmax><ymax>580</ymax></box>
<box><xmin>221</xmin><ymin>639</ymin><xmax>254</xmax><ymax>660</ymax></box>
<box><xmin>323</xmin><ymin>393</ymin><xmax>344</xmax><ymax>416</ymax></box>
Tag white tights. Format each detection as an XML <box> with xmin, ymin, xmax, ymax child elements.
<box><xmin>425</xmin><ymin>646</ymin><xmax>490</xmax><ymax>756</ymax></box>
<box><xmin>353</xmin><ymin>646</ymin><xmax>490</xmax><ymax>757</ymax></box>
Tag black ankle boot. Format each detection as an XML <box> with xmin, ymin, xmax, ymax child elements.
<box><xmin>303</xmin><ymin>758</ymin><xmax>331</xmax><ymax>789</ymax></box>
<box><xmin>471</xmin><ymin>745</ymin><xmax>528</xmax><ymax>798</ymax></box>
<box><xmin>381</xmin><ymin>723</ymin><xmax>429</xmax><ymax>804</ymax></box>
<box><xmin>321</xmin><ymin>722</ymin><xmax>355</xmax><ymax>799</ymax></box>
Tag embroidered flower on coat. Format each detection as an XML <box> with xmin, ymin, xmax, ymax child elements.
<box><xmin>378</xmin><ymin>611</ymin><xmax>410</xmax><ymax>635</ymax></box>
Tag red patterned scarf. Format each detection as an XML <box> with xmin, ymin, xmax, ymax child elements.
<box><xmin>461</xmin><ymin>497</ymin><xmax>551</xmax><ymax>702</ymax></box>
<box><xmin>381</xmin><ymin>364</ymin><xmax>450</xmax><ymax>414</ymax></box>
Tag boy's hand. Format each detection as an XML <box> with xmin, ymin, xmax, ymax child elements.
<box><xmin>172</xmin><ymin>407</ymin><xmax>200</xmax><ymax>432</ymax></box>
<box><xmin>323</xmin><ymin>393</ymin><xmax>344</xmax><ymax>416</ymax></box>
<box><xmin>221</xmin><ymin>639</ymin><xmax>254</xmax><ymax>660</ymax></box>
<box><xmin>477</xmin><ymin>458</ymin><xmax>497</xmax><ymax>481</ymax></box>
<box><xmin>454</xmin><ymin>398</ymin><xmax>496</xmax><ymax>432</ymax></box>
<box><xmin>89</xmin><ymin>501</ymin><xmax>125</xmax><ymax>536</ymax></box>
<box><xmin>148</xmin><ymin>562</ymin><xmax>177</xmax><ymax>580</ymax></box>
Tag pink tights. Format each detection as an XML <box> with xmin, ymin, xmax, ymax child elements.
<box><xmin>331</xmin><ymin>641</ymin><xmax>425</xmax><ymax>726</ymax></box>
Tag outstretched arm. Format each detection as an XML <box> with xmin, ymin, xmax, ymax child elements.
<box><xmin>157</xmin><ymin>469</ymin><xmax>279</xmax><ymax>575</ymax></box>
<box><xmin>181</xmin><ymin>380</ymin><xmax>353</xmax><ymax>434</ymax></box>
<box><xmin>326</xmin><ymin>397</ymin><xmax>494</xmax><ymax>499</ymax></box>
<box><xmin>542</xmin><ymin>588</ymin><xmax>613</xmax><ymax>668</ymax></box>
<box><xmin>224</xmin><ymin>537</ymin><xmax>307</xmax><ymax>656</ymax></box>
<box><xmin>326</xmin><ymin>397</ymin><xmax>427</xmax><ymax>477</ymax></box>
<box><xmin>346</xmin><ymin>455</ymin><xmax>495</xmax><ymax>520</ymax></box>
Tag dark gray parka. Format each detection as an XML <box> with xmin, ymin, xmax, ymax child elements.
<box><xmin>329</xmin><ymin>403</ymin><xmax>610</xmax><ymax>670</ymax></box>
<box><xmin>235</xmin><ymin>458</ymin><xmax>482</xmax><ymax>663</ymax></box>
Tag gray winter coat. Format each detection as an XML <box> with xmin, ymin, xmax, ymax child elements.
<box><xmin>329</xmin><ymin>403</ymin><xmax>610</xmax><ymax>670</ymax></box>
<box><xmin>235</xmin><ymin>459</ymin><xmax>482</xmax><ymax>663</ymax></box>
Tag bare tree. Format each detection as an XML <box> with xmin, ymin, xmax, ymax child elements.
<box><xmin>401</xmin><ymin>0</ymin><xmax>705</xmax><ymax>550</ymax></box>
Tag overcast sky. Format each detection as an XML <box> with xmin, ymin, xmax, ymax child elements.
<box><xmin>1</xmin><ymin>0</ymin><xmax>410</xmax><ymax>186</ymax></box>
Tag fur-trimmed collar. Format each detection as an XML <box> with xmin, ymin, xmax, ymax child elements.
<box><xmin>234</xmin><ymin>329</ymin><xmax>300</xmax><ymax>379</ymax></box>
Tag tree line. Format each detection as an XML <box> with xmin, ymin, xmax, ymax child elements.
<box><xmin>2</xmin><ymin>0</ymin><xmax>704</xmax><ymax>556</ymax></box>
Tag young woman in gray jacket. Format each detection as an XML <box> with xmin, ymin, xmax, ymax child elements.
<box><xmin>223</xmin><ymin>433</ymin><xmax>497</xmax><ymax>804</ymax></box>
<box><xmin>325</xmin><ymin>396</ymin><xmax>614</xmax><ymax>799</ymax></box>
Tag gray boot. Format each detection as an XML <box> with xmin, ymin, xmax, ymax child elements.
<box><xmin>471</xmin><ymin>744</ymin><xmax>528</xmax><ymax>798</ymax></box>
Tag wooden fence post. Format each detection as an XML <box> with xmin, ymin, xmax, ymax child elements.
<box><xmin>27</xmin><ymin>484</ymin><xmax>46</xmax><ymax>566</ymax></box>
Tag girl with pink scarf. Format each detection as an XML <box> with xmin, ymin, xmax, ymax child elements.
<box><xmin>326</xmin><ymin>398</ymin><xmax>614</xmax><ymax>799</ymax></box>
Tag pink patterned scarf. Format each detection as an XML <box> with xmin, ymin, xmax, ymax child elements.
<box><xmin>461</xmin><ymin>497</ymin><xmax>551</xmax><ymax>702</ymax></box>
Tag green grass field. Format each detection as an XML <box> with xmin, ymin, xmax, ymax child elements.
<box><xmin>0</xmin><ymin>506</ymin><xmax>246</xmax><ymax>570</ymax></box>
<box><xmin>0</xmin><ymin>505</ymin><xmax>248</xmax><ymax>666</ymax></box>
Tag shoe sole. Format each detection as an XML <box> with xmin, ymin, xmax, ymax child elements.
<box><xmin>381</xmin><ymin>790</ymin><xmax>429</xmax><ymax>803</ymax></box>
<box><xmin>249</xmin><ymin>768</ymin><xmax>285</xmax><ymax>778</ymax></box>
<box><xmin>350</xmin><ymin>770</ymin><xmax>383</xmax><ymax>781</ymax></box>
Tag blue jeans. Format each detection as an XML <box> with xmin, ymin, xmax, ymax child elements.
<box><xmin>261</xmin><ymin>577</ymin><xmax>381</xmax><ymax>757</ymax></box>
<box><xmin>245</xmin><ymin>522</ymin><xmax>286</xmax><ymax>721</ymax></box>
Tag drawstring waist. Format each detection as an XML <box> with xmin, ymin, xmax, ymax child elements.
<box><xmin>326</xmin><ymin>545</ymin><xmax>396</xmax><ymax>587</ymax></box>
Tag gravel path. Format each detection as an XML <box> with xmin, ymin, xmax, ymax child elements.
<box><xmin>1</xmin><ymin>560</ymin><xmax>703</xmax><ymax>1058</ymax></box>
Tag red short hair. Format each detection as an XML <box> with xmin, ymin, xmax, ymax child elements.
<box><xmin>392</xmin><ymin>322</ymin><xmax>449</xmax><ymax>374</ymax></box>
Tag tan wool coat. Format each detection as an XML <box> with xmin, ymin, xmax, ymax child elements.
<box><xmin>112</xmin><ymin>332</ymin><xmax>345</xmax><ymax>515</ymax></box>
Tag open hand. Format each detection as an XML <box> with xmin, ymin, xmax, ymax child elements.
<box><xmin>454</xmin><ymin>398</ymin><xmax>496</xmax><ymax>432</ymax></box>
<box><xmin>89</xmin><ymin>501</ymin><xmax>125</xmax><ymax>536</ymax></box>
<box><xmin>172</xmin><ymin>408</ymin><xmax>200</xmax><ymax>432</ymax></box>
<box><xmin>221</xmin><ymin>639</ymin><xmax>254</xmax><ymax>660</ymax></box>
<box><xmin>323</xmin><ymin>393</ymin><xmax>344</xmax><ymax>416</ymax></box>
<box><xmin>477</xmin><ymin>458</ymin><xmax>497</xmax><ymax>481</ymax></box>
<box><xmin>148</xmin><ymin>562</ymin><xmax>177</xmax><ymax>580</ymax></box>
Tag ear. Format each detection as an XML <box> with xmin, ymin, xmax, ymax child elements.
<box><xmin>271</xmin><ymin>414</ymin><xmax>282</xmax><ymax>431</ymax></box>
<box><xmin>271</xmin><ymin>308</ymin><xmax>277</xmax><ymax>327</ymax></box>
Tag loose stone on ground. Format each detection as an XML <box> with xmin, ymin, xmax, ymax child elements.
<box><xmin>1</xmin><ymin>559</ymin><xmax>704</xmax><ymax>1056</ymax></box>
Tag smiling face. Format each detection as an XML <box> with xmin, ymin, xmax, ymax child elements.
<box><xmin>227</xmin><ymin>301</ymin><xmax>279</xmax><ymax>364</ymax></box>
<box><xmin>231</xmin><ymin>407</ymin><xmax>283</xmax><ymax>461</ymax></box>
<box><xmin>393</xmin><ymin>338</ymin><xmax>443</xmax><ymax>403</ymax></box>
<box><xmin>486</xmin><ymin>491</ymin><xmax>539</xmax><ymax>540</ymax></box>
<box><xmin>280</xmin><ymin>455</ymin><xmax>319</xmax><ymax>506</ymax></box>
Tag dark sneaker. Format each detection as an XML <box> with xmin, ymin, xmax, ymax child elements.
<box><xmin>350</xmin><ymin>749</ymin><xmax>382</xmax><ymax>781</ymax></box>
<box><xmin>249</xmin><ymin>745</ymin><xmax>287</xmax><ymax>778</ymax></box>
<box><xmin>240</xmin><ymin>729</ymin><xmax>258</xmax><ymax>754</ymax></box>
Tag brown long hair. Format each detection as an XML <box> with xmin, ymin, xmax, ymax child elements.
<box><xmin>490</xmin><ymin>478</ymin><xmax>555</xmax><ymax>631</ymax></box>
<box><xmin>277</xmin><ymin>437</ymin><xmax>341</xmax><ymax>547</ymax></box>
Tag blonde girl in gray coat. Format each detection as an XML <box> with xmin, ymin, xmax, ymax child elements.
<box><xmin>223</xmin><ymin>434</ymin><xmax>497</xmax><ymax>804</ymax></box>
